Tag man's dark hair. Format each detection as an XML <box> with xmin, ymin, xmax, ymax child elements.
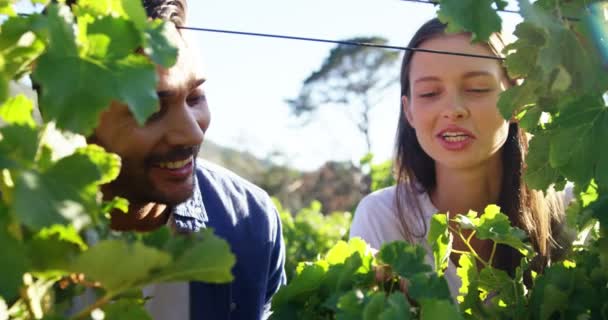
<box><xmin>143</xmin><ymin>0</ymin><xmax>187</xmax><ymax>27</ymax></box>
<box><xmin>58</xmin><ymin>0</ymin><xmax>187</xmax><ymax>26</ymax></box>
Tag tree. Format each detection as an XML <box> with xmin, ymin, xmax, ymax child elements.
<box><xmin>288</xmin><ymin>37</ymin><xmax>400</xmax><ymax>155</ymax></box>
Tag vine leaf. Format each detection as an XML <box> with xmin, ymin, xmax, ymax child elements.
<box><xmin>69</xmin><ymin>240</ymin><xmax>172</xmax><ymax>294</ymax></box>
<box><xmin>437</xmin><ymin>0</ymin><xmax>506</xmax><ymax>42</ymax></box>
<box><xmin>0</xmin><ymin>209</ymin><xmax>29</xmax><ymax>300</ymax></box>
<box><xmin>378</xmin><ymin>241</ymin><xmax>431</xmax><ymax>279</ymax></box>
<box><xmin>419</xmin><ymin>299</ymin><xmax>464</xmax><ymax>320</ymax></box>
<box><xmin>103</xmin><ymin>300</ymin><xmax>152</xmax><ymax>320</ymax></box>
<box><xmin>0</xmin><ymin>94</ymin><xmax>36</xmax><ymax>127</ymax></box>
<box><xmin>475</xmin><ymin>205</ymin><xmax>534</xmax><ymax>258</ymax></box>
<box><xmin>428</xmin><ymin>213</ymin><xmax>451</xmax><ymax>275</ymax></box>
<box><xmin>150</xmin><ymin>228</ymin><xmax>236</xmax><ymax>284</ymax></box>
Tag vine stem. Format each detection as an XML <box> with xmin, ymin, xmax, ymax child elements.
<box><xmin>71</xmin><ymin>293</ymin><xmax>113</xmax><ymax>320</ymax></box>
<box><xmin>488</xmin><ymin>242</ymin><xmax>497</xmax><ymax>266</ymax></box>
<box><xmin>448</xmin><ymin>226</ymin><xmax>489</xmax><ymax>268</ymax></box>
<box><xmin>466</xmin><ymin>230</ymin><xmax>477</xmax><ymax>243</ymax></box>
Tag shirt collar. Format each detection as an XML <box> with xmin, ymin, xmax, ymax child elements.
<box><xmin>169</xmin><ymin>170</ymin><xmax>208</xmax><ymax>233</ymax></box>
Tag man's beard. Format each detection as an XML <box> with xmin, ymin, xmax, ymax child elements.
<box><xmin>105</xmin><ymin>147</ymin><xmax>199</xmax><ymax>206</ymax></box>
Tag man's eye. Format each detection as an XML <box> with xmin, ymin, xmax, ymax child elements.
<box><xmin>467</xmin><ymin>88</ymin><xmax>491</xmax><ymax>93</ymax></box>
<box><xmin>146</xmin><ymin>106</ymin><xmax>166</xmax><ymax>123</ymax></box>
<box><xmin>187</xmin><ymin>95</ymin><xmax>206</xmax><ymax>106</ymax></box>
<box><xmin>419</xmin><ymin>92</ymin><xmax>438</xmax><ymax>98</ymax></box>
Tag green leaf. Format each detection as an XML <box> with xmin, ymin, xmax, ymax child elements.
<box><xmin>0</xmin><ymin>213</ymin><xmax>29</xmax><ymax>300</ymax></box>
<box><xmin>144</xmin><ymin>20</ymin><xmax>178</xmax><ymax>68</ymax></box>
<box><xmin>152</xmin><ymin>228</ymin><xmax>235</xmax><ymax>284</ymax></box>
<box><xmin>408</xmin><ymin>273</ymin><xmax>452</xmax><ymax>302</ymax></box>
<box><xmin>477</xmin><ymin>267</ymin><xmax>514</xmax><ymax>302</ymax></box>
<box><xmin>518</xmin><ymin>106</ymin><xmax>542</xmax><ymax>131</ymax></box>
<box><xmin>437</xmin><ymin>0</ymin><xmax>503</xmax><ymax>42</ymax></box>
<box><xmin>0</xmin><ymin>124</ymin><xmax>39</xmax><ymax>168</ymax></box>
<box><xmin>525</xmin><ymin>133</ymin><xmax>561</xmax><ymax>191</ymax></box>
<box><xmin>549</xmin><ymin>66</ymin><xmax>572</xmax><ymax>92</ymax></box>
<box><xmin>326</xmin><ymin>238</ymin><xmax>371</xmax><ymax>267</ymax></box>
<box><xmin>73</xmin><ymin>0</ymin><xmax>126</xmax><ymax>17</ymax></box>
<box><xmin>13</xmin><ymin>152</ymin><xmax>104</xmax><ymax>231</ymax></box>
<box><xmin>336</xmin><ymin>289</ymin><xmax>367</xmax><ymax>319</ymax></box>
<box><xmin>27</xmin><ymin>225</ymin><xmax>85</xmax><ymax>275</ymax></box>
<box><xmin>362</xmin><ymin>292</ymin><xmax>386</xmax><ymax>320</ymax></box>
<box><xmin>379</xmin><ymin>293</ymin><xmax>411</xmax><ymax>320</ymax></box>
<box><xmin>87</xmin><ymin>16</ymin><xmax>142</xmax><ymax>60</ymax></box>
<box><xmin>70</xmin><ymin>240</ymin><xmax>171</xmax><ymax>293</ymax></box>
<box><xmin>503</xmin><ymin>22</ymin><xmax>545</xmax><ymax>79</ymax></box>
<box><xmin>102</xmin><ymin>196</ymin><xmax>129</xmax><ymax>214</ymax></box>
<box><xmin>113</xmin><ymin>55</ymin><xmax>159</xmax><ymax>125</ymax></box>
<box><xmin>33</xmin><ymin>54</ymin><xmax>115</xmax><ymax>134</ymax></box>
<box><xmin>76</xmin><ymin>144</ymin><xmax>121</xmax><ymax>185</ymax></box>
<box><xmin>272</xmin><ymin>261</ymin><xmax>327</xmax><ymax>308</ymax></box>
<box><xmin>378</xmin><ymin>241</ymin><xmax>431</xmax><ymax>279</ymax></box>
<box><xmin>539</xmin><ymin>284</ymin><xmax>569</xmax><ymax>320</ymax></box>
<box><xmin>0</xmin><ymin>76</ymin><xmax>7</xmax><ymax>105</ymax></box>
<box><xmin>121</xmin><ymin>0</ymin><xmax>147</xmax><ymax>31</ymax></box>
<box><xmin>45</xmin><ymin>4</ymin><xmax>78</xmax><ymax>56</ymax></box>
<box><xmin>476</xmin><ymin>205</ymin><xmax>534</xmax><ymax>257</ymax></box>
<box><xmin>456</xmin><ymin>253</ymin><xmax>482</xmax><ymax>314</ymax></box>
<box><xmin>497</xmin><ymin>80</ymin><xmax>538</xmax><ymax>121</ymax></box>
<box><xmin>427</xmin><ymin>213</ymin><xmax>451</xmax><ymax>275</ymax></box>
<box><xmin>0</xmin><ymin>94</ymin><xmax>36</xmax><ymax>127</ymax></box>
<box><xmin>419</xmin><ymin>299</ymin><xmax>464</xmax><ymax>320</ymax></box>
<box><xmin>102</xmin><ymin>299</ymin><xmax>152</xmax><ymax>320</ymax></box>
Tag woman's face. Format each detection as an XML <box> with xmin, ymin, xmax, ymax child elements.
<box><xmin>403</xmin><ymin>33</ymin><xmax>510</xmax><ymax>171</ymax></box>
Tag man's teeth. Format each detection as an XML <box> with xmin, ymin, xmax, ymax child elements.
<box><xmin>158</xmin><ymin>158</ymin><xmax>191</xmax><ymax>169</ymax></box>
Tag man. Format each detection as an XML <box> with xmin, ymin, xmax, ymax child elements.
<box><xmin>90</xmin><ymin>0</ymin><xmax>286</xmax><ymax>318</ymax></box>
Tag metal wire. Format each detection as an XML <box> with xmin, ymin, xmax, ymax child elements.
<box><xmin>12</xmin><ymin>0</ymin><xmax>584</xmax><ymax>59</ymax></box>
<box><xmin>178</xmin><ymin>26</ymin><xmax>505</xmax><ymax>61</ymax></box>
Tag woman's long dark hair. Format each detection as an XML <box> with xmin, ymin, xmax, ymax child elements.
<box><xmin>394</xmin><ymin>18</ymin><xmax>564</xmax><ymax>271</ymax></box>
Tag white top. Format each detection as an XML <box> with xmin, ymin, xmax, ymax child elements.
<box><xmin>349</xmin><ymin>186</ymin><xmax>461</xmax><ymax>298</ymax></box>
<box><xmin>350</xmin><ymin>185</ymin><xmax>574</xmax><ymax>300</ymax></box>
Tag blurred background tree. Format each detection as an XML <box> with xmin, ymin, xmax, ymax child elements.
<box><xmin>287</xmin><ymin>36</ymin><xmax>400</xmax><ymax>155</ymax></box>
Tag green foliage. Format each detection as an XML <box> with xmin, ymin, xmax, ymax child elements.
<box><xmin>435</xmin><ymin>1</ymin><xmax>608</xmax><ymax>316</ymax></box>
<box><xmin>278</xmin><ymin>199</ymin><xmax>352</xmax><ymax>280</ymax></box>
<box><xmin>271</xmin><ymin>237</ymin><xmax>457</xmax><ymax>319</ymax></box>
<box><xmin>360</xmin><ymin>154</ymin><xmax>395</xmax><ymax>193</ymax></box>
<box><xmin>275</xmin><ymin>200</ymin><xmax>605</xmax><ymax>319</ymax></box>
<box><xmin>437</xmin><ymin>0</ymin><xmax>507</xmax><ymax>42</ymax></box>
<box><xmin>0</xmin><ymin>1</ymin><xmax>234</xmax><ymax>319</ymax></box>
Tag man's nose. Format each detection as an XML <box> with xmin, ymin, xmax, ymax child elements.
<box><xmin>165</xmin><ymin>104</ymin><xmax>206</xmax><ymax>147</ymax></box>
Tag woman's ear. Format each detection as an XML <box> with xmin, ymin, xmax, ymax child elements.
<box><xmin>402</xmin><ymin>95</ymin><xmax>414</xmax><ymax>128</ymax></box>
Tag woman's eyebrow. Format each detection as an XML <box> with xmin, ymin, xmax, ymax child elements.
<box><xmin>413</xmin><ymin>76</ymin><xmax>441</xmax><ymax>84</ymax></box>
<box><xmin>462</xmin><ymin>71</ymin><xmax>494</xmax><ymax>79</ymax></box>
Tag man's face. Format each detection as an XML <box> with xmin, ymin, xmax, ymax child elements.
<box><xmin>93</xmin><ymin>26</ymin><xmax>210</xmax><ymax>205</ymax></box>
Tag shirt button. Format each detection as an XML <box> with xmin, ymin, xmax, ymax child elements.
<box><xmin>230</xmin><ymin>302</ymin><xmax>237</xmax><ymax>311</ymax></box>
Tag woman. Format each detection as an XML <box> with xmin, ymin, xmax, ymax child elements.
<box><xmin>349</xmin><ymin>18</ymin><xmax>570</xmax><ymax>298</ymax></box>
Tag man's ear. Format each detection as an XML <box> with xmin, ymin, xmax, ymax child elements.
<box><xmin>402</xmin><ymin>95</ymin><xmax>414</xmax><ymax>128</ymax></box>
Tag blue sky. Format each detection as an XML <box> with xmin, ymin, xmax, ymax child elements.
<box><xmin>185</xmin><ymin>0</ymin><xmax>521</xmax><ymax>170</ymax></box>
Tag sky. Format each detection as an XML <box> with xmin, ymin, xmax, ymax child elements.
<box><xmin>185</xmin><ymin>0</ymin><xmax>521</xmax><ymax>170</ymax></box>
<box><xmin>13</xmin><ymin>0</ymin><xmax>522</xmax><ymax>171</ymax></box>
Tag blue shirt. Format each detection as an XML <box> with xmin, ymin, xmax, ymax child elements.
<box><xmin>150</xmin><ymin>161</ymin><xmax>286</xmax><ymax>320</ymax></box>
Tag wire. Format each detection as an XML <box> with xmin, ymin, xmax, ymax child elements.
<box><xmin>178</xmin><ymin>26</ymin><xmax>504</xmax><ymax>61</ymax></box>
